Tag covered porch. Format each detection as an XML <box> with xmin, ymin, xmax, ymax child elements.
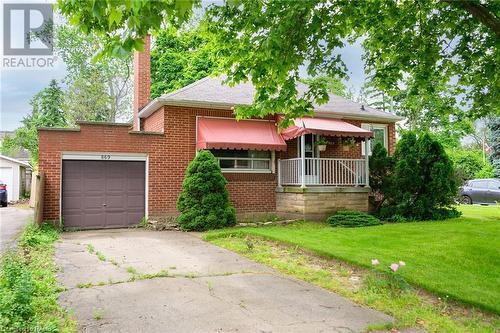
<box><xmin>275</xmin><ymin>117</ymin><xmax>373</xmax><ymax>220</ymax></box>
<box><xmin>277</xmin><ymin>117</ymin><xmax>372</xmax><ymax>188</ymax></box>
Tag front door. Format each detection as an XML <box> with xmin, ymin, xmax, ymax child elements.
<box><xmin>298</xmin><ymin>134</ymin><xmax>319</xmax><ymax>183</ymax></box>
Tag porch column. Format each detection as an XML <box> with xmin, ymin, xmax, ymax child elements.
<box><xmin>301</xmin><ymin>134</ymin><xmax>306</xmax><ymax>188</ymax></box>
<box><xmin>277</xmin><ymin>159</ymin><xmax>282</xmax><ymax>188</ymax></box>
<box><xmin>365</xmin><ymin>139</ymin><xmax>370</xmax><ymax>186</ymax></box>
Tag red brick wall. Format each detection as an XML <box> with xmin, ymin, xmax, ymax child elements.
<box><xmin>387</xmin><ymin>122</ymin><xmax>396</xmax><ymax>155</ymax></box>
<box><xmin>38</xmin><ymin>109</ymin><xmax>397</xmax><ymax>222</ymax></box>
<box><xmin>38</xmin><ymin>107</ymin><xmax>278</xmax><ymax>222</ymax></box>
<box><xmin>142</xmin><ymin>108</ymin><xmax>164</xmax><ymax>132</ymax></box>
<box><xmin>133</xmin><ymin>36</ymin><xmax>151</xmax><ymax>131</ymax></box>
<box><xmin>39</xmin><ymin>124</ymin><xmax>165</xmax><ymax>221</ymax></box>
<box><xmin>162</xmin><ymin>106</ymin><xmax>277</xmax><ymax>214</ymax></box>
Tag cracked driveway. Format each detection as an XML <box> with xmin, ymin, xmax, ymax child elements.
<box><xmin>56</xmin><ymin>229</ymin><xmax>393</xmax><ymax>332</ymax></box>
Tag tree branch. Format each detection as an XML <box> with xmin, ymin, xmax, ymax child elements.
<box><xmin>443</xmin><ymin>0</ymin><xmax>500</xmax><ymax>37</ymax></box>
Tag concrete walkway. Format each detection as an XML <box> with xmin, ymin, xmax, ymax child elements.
<box><xmin>0</xmin><ymin>206</ymin><xmax>33</xmax><ymax>254</ymax></box>
<box><xmin>56</xmin><ymin>229</ymin><xmax>394</xmax><ymax>332</ymax></box>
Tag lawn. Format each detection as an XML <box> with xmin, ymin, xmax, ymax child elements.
<box><xmin>206</xmin><ymin>205</ymin><xmax>500</xmax><ymax>314</ymax></box>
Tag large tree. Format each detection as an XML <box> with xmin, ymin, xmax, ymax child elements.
<box><xmin>63</xmin><ymin>70</ymin><xmax>115</xmax><ymax>122</ymax></box>
<box><xmin>150</xmin><ymin>27</ymin><xmax>217</xmax><ymax>99</ymax></box>
<box><xmin>55</xmin><ymin>25</ymin><xmax>132</xmax><ymax>122</ymax></box>
<box><xmin>1</xmin><ymin>80</ymin><xmax>67</xmax><ymax>166</ymax></box>
<box><xmin>58</xmin><ymin>0</ymin><xmax>499</xmax><ymax>125</ymax></box>
<box><xmin>489</xmin><ymin>117</ymin><xmax>500</xmax><ymax>177</ymax></box>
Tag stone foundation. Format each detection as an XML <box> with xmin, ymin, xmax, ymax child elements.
<box><xmin>276</xmin><ymin>186</ymin><xmax>370</xmax><ymax>221</ymax></box>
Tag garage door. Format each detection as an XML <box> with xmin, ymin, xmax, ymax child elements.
<box><xmin>0</xmin><ymin>167</ymin><xmax>14</xmax><ymax>201</ymax></box>
<box><xmin>62</xmin><ymin>160</ymin><xmax>145</xmax><ymax>229</ymax></box>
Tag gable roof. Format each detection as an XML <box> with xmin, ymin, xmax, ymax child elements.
<box><xmin>0</xmin><ymin>154</ymin><xmax>31</xmax><ymax>168</ymax></box>
<box><xmin>138</xmin><ymin>76</ymin><xmax>403</xmax><ymax>122</ymax></box>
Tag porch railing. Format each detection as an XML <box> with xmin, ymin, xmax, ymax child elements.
<box><xmin>278</xmin><ymin>158</ymin><xmax>368</xmax><ymax>186</ymax></box>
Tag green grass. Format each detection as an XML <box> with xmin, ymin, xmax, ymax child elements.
<box><xmin>0</xmin><ymin>222</ymin><xmax>77</xmax><ymax>332</ymax></box>
<box><xmin>206</xmin><ymin>205</ymin><xmax>500</xmax><ymax>314</ymax></box>
<box><xmin>208</xmin><ymin>235</ymin><xmax>498</xmax><ymax>332</ymax></box>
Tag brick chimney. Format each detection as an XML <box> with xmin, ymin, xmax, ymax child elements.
<box><xmin>133</xmin><ymin>35</ymin><xmax>151</xmax><ymax>131</ymax></box>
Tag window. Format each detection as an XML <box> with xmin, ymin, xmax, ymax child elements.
<box><xmin>210</xmin><ymin>149</ymin><xmax>272</xmax><ymax>172</ymax></box>
<box><xmin>488</xmin><ymin>181</ymin><xmax>500</xmax><ymax>190</ymax></box>
<box><xmin>472</xmin><ymin>180</ymin><xmax>488</xmax><ymax>189</ymax></box>
<box><xmin>361</xmin><ymin>124</ymin><xmax>388</xmax><ymax>155</ymax></box>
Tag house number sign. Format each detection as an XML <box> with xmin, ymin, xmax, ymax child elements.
<box><xmin>101</xmin><ymin>155</ymin><xmax>111</xmax><ymax>160</ymax></box>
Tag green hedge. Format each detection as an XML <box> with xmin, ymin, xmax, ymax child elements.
<box><xmin>327</xmin><ymin>210</ymin><xmax>382</xmax><ymax>228</ymax></box>
<box><xmin>177</xmin><ymin>150</ymin><xmax>236</xmax><ymax>231</ymax></box>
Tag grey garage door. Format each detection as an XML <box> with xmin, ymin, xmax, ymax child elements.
<box><xmin>62</xmin><ymin>160</ymin><xmax>145</xmax><ymax>229</ymax></box>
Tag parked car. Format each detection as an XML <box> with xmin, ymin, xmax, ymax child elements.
<box><xmin>0</xmin><ymin>180</ymin><xmax>7</xmax><ymax>207</ymax></box>
<box><xmin>460</xmin><ymin>178</ymin><xmax>500</xmax><ymax>205</ymax></box>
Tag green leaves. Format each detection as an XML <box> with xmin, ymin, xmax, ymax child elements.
<box><xmin>150</xmin><ymin>27</ymin><xmax>217</xmax><ymax>98</ymax></box>
<box><xmin>1</xmin><ymin>80</ymin><xmax>67</xmax><ymax>166</ymax></box>
<box><xmin>176</xmin><ymin>150</ymin><xmax>236</xmax><ymax>231</ymax></box>
<box><xmin>488</xmin><ymin>117</ymin><xmax>500</xmax><ymax>177</ymax></box>
<box><xmin>57</xmin><ymin>0</ymin><xmax>199</xmax><ymax>58</ymax></box>
<box><xmin>57</xmin><ymin>0</ymin><xmax>499</xmax><ymax>127</ymax></box>
<box><xmin>380</xmin><ymin>131</ymin><xmax>459</xmax><ymax>221</ymax></box>
<box><xmin>327</xmin><ymin>210</ymin><xmax>382</xmax><ymax>228</ymax></box>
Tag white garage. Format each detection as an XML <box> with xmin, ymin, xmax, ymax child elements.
<box><xmin>0</xmin><ymin>155</ymin><xmax>31</xmax><ymax>202</ymax></box>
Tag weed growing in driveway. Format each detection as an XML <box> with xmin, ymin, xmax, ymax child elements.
<box><xmin>86</xmin><ymin>244</ymin><xmax>95</xmax><ymax>254</ymax></box>
<box><xmin>95</xmin><ymin>251</ymin><xmax>106</xmax><ymax>261</ymax></box>
<box><xmin>126</xmin><ymin>266</ymin><xmax>137</xmax><ymax>274</ymax></box>
<box><xmin>0</xmin><ymin>222</ymin><xmax>77</xmax><ymax>332</ymax></box>
<box><xmin>134</xmin><ymin>270</ymin><xmax>172</xmax><ymax>281</ymax></box>
<box><xmin>207</xmin><ymin>281</ymin><xmax>215</xmax><ymax>296</ymax></box>
<box><xmin>76</xmin><ymin>282</ymin><xmax>93</xmax><ymax>289</ymax></box>
<box><xmin>93</xmin><ymin>308</ymin><xmax>104</xmax><ymax>320</ymax></box>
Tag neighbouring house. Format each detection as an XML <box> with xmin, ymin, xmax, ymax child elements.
<box><xmin>38</xmin><ymin>36</ymin><xmax>402</xmax><ymax>229</ymax></box>
<box><xmin>0</xmin><ymin>131</ymin><xmax>31</xmax><ymax>164</ymax></box>
<box><xmin>0</xmin><ymin>154</ymin><xmax>31</xmax><ymax>202</ymax></box>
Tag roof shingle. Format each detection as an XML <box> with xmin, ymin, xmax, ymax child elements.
<box><xmin>139</xmin><ymin>76</ymin><xmax>403</xmax><ymax>122</ymax></box>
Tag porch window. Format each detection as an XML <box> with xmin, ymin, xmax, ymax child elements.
<box><xmin>361</xmin><ymin>124</ymin><xmax>388</xmax><ymax>155</ymax></box>
<box><xmin>210</xmin><ymin>149</ymin><xmax>272</xmax><ymax>172</ymax></box>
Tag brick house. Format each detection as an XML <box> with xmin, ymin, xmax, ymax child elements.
<box><xmin>38</xmin><ymin>37</ymin><xmax>402</xmax><ymax>229</ymax></box>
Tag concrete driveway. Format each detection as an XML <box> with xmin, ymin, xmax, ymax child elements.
<box><xmin>0</xmin><ymin>206</ymin><xmax>33</xmax><ymax>254</ymax></box>
<box><xmin>56</xmin><ymin>229</ymin><xmax>393</xmax><ymax>332</ymax></box>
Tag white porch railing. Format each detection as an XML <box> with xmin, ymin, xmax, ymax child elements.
<box><xmin>278</xmin><ymin>158</ymin><xmax>368</xmax><ymax>186</ymax></box>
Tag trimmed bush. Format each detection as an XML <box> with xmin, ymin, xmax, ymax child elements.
<box><xmin>176</xmin><ymin>150</ymin><xmax>236</xmax><ymax>231</ymax></box>
<box><xmin>369</xmin><ymin>143</ymin><xmax>393</xmax><ymax>207</ymax></box>
<box><xmin>327</xmin><ymin>210</ymin><xmax>382</xmax><ymax>228</ymax></box>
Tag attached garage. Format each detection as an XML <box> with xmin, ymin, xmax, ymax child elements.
<box><xmin>61</xmin><ymin>154</ymin><xmax>147</xmax><ymax>229</ymax></box>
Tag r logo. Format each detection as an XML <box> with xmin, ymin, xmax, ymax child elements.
<box><xmin>3</xmin><ymin>3</ymin><xmax>53</xmax><ymax>56</ymax></box>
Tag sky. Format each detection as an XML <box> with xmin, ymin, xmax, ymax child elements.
<box><xmin>0</xmin><ymin>1</ymin><xmax>367</xmax><ymax>132</ymax></box>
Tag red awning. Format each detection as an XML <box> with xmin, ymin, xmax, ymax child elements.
<box><xmin>281</xmin><ymin>117</ymin><xmax>373</xmax><ymax>140</ymax></box>
<box><xmin>196</xmin><ymin>117</ymin><xmax>287</xmax><ymax>151</ymax></box>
